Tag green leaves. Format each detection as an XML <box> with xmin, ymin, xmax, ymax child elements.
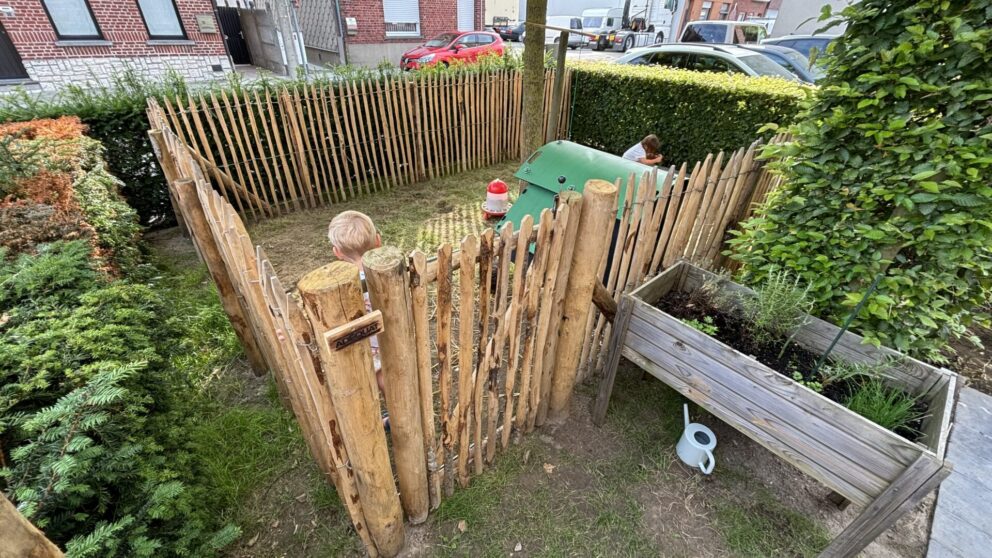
<box><xmin>731</xmin><ymin>0</ymin><xmax>992</xmax><ymax>362</ymax></box>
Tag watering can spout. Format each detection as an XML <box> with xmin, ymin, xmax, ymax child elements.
<box><xmin>683</xmin><ymin>403</ymin><xmax>690</xmax><ymax>430</ymax></box>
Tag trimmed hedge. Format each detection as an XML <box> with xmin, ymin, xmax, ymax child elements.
<box><xmin>567</xmin><ymin>63</ymin><xmax>811</xmax><ymax>165</ymax></box>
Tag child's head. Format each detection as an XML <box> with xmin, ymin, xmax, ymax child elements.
<box><xmin>327</xmin><ymin>211</ymin><xmax>381</xmax><ymax>265</ymax></box>
<box><xmin>641</xmin><ymin>134</ymin><xmax>661</xmax><ymax>157</ymax></box>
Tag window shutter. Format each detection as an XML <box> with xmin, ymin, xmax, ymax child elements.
<box><xmin>457</xmin><ymin>0</ymin><xmax>474</xmax><ymax>32</ymax></box>
<box><xmin>383</xmin><ymin>0</ymin><xmax>420</xmax><ymax>37</ymax></box>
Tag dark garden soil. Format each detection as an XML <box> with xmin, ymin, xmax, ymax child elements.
<box><xmin>655</xmin><ymin>290</ymin><xmax>926</xmax><ymax>441</ymax></box>
<box><xmin>949</xmin><ymin>324</ymin><xmax>992</xmax><ymax>395</ymax></box>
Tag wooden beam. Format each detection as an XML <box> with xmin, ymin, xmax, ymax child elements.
<box><xmin>545</xmin><ymin>31</ymin><xmax>569</xmax><ymax>143</ymax></box>
<box><xmin>592</xmin><ymin>279</ymin><xmax>617</xmax><ymax>324</ymax></box>
<box><xmin>548</xmin><ymin>180</ymin><xmax>619</xmax><ymax>421</ymax></box>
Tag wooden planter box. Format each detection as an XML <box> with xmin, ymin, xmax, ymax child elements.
<box><xmin>595</xmin><ymin>262</ymin><xmax>958</xmax><ymax>558</ymax></box>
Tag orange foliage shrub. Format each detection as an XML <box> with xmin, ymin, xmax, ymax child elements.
<box><xmin>0</xmin><ymin>115</ymin><xmax>87</xmax><ymax>140</ymax></box>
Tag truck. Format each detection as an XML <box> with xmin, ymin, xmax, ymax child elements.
<box><xmin>584</xmin><ymin>0</ymin><xmax>684</xmax><ymax>52</ymax></box>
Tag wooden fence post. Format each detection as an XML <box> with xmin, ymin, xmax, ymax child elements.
<box><xmin>147</xmin><ymin>129</ymin><xmax>189</xmax><ymax>238</ymax></box>
<box><xmin>171</xmin><ymin>177</ymin><xmax>268</xmax><ymax>376</ymax></box>
<box><xmin>1</xmin><ymin>493</ymin><xmax>63</xmax><ymax>558</ymax></box>
<box><xmin>363</xmin><ymin>247</ymin><xmax>430</xmax><ymax>524</ymax></box>
<box><xmin>548</xmin><ymin>180</ymin><xmax>619</xmax><ymax>422</ymax></box>
<box><xmin>298</xmin><ymin>262</ymin><xmax>405</xmax><ymax>557</ymax></box>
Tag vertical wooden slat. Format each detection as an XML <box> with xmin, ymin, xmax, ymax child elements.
<box><xmin>281</xmin><ymin>89</ymin><xmax>317</xmax><ymax>208</ymax></box>
<box><xmin>212</xmin><ymin>91</ymin><xmax>267</xmax><ymax>217</ymax></box>
<box><xmin>263</xmin><ymin>91</ymin><xmax>302</xmax><ymax>212</ymax></box>
<box><xmin>472</xmin><ymin>229</ymin><xmax>494</xmax><ymax>474</ymax></box>
<box><xmin>348</xmin><ymin>80</ymin><xmax>374</xmax><ymax>194</ymax></box>
<box><xmin>325</xmin><ymin>84</ymin><xmax>357</xmax><ymax>199</ymax></box>
<box><xmin>318</xmin><ymin>83</ymin><xmax>348</xmax><ymax>203</ymax></box>
<box><xmin>501</xmin><ymin>214</ymin><xmax>533</xmax><ymax>448</ymax></box>
<box><xmin>650</xmin><ymin>162</ymin><xmax>690</xmax><ymax>274</ymax></box>
<box><xmin>358</xmin><ymin>80</ymin><xmax>388</xmax><ymax>191</ymax></box>
<box><xmin>374</xmin><ymin>78</ymin><xmax>399</xmax><ymax>187</ymax></box>
<box><xmin>229</xmin><ymin>91</ymin><xmax>282</xmax><ymax>215</ymax></box>
<box><xmin>364</xmin><ymin>247</ymin><xmax>429</xmax><ymax>524</ymax></box>
<box><xmin>456</xmin><ymin>235</ymin><xmax>478</xmax><ymax>487</ymax></box>
<box><xmin>436</xmin><ymin>243</ymin><xmax>455</xmax><ymax>497</ymax></box>
<box><xmin>300</xmin><ymin>85</ymin><xmax>333</xmax><ymax>205</ymax></box>
<box><xmin>410</xmin><ymin>250</ymin><xmax>440</xmax><ymax>509</ymax></box>
<box><xmin>485</xmin><ymin>224</ymin><xmax>513</xmax><ymax>463</ymax></box>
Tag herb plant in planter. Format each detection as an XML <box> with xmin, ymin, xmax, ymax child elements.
<box><xmin>594</xmin><ymin>261</ymin><xmax>958</xmax><ymax>557</ymax></box>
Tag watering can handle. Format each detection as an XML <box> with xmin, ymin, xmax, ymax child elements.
<box><xmin>699</xmin><ymin>449</ymin><xmax>715</xmax><ymax>475</ymax></box>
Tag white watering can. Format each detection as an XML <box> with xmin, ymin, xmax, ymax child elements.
<box><xmin>677</xmin><ymin>404</ymin><xmax>717</xmax><ymax>475</ymax></box>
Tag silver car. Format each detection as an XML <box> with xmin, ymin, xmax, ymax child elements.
<box><xmin>615</xmin><ymin>44</ymin><xmax>800</xmax><ymax>81</ymax></box>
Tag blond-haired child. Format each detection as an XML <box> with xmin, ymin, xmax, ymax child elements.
<box><xmin>326</xmin><ymin>211</ymin><xmax>386</xmax><ymax>397</ymax></box>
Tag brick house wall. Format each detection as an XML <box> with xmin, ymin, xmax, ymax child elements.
<box><xmin>337</xmin><ymin>0</ymin><xmax>484</xmax><ymax>66</ymax></box>
<box><xmin>681</xmin><ymin>0</ymin><xmax>781</xmax><ymax>28</ymax></box>
<box><xmin>1</xmin><ymin>0</ymin><xmax>231</xmax><ymax>91</ymax></box>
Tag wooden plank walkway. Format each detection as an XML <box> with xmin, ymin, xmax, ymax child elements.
<box><xmin>927</xmin><ymin>387</ymin><xmax>992</xmax><ymax>557</ymax></box>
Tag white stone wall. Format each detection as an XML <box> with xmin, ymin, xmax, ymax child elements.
<box><xmin>22</xmin><ymin>55</ymin><xmax>233</xmax><ymax>92</ymax></box>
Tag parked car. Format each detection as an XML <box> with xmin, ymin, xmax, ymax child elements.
<box><xmin>615</xmin><ymin>44</ymin><xmax>800</xmax><ymax>81</ymax></box>
<box><xmin>400</xmin><ymin>31</ymin><xmax>506</xmax><ymax>70</ymax></box>
<box><xmin>521</xmin><ymin>15</ymin><xmax>585</xmax><ymax>48</ymax></box>
<box><xmin>679</xmin><ymin>20</ymin><xmax>767</xmax><ymax>44</ymax></box>
<box><xmin>736</xmin><ymin>44</ymin><xmax>822</xmax><ymax>83</ymax></box>
<box><xmin>761</xmin><ymin>34</ymin><xmax>838</xmax><ymax>60</ymax></box>
<box><xmin>499</xmin><ymin>22</ymin><xmax>525</xmax><ymax>42</ymax></box>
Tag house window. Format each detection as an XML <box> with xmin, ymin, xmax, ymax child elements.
<box><xmin>42</xmin><ymin>0</ymin><xmax>101</xmax><ymax>40</ymax></box>
<box><xmin>384</xmin><ymin>0</ymin><xmax>420</xmax><ymax>37</ymax></box>
<box><xmin>136</xmin><ymin>0</ymin><xmax>186</xmax><ymax>40</ymax></box>
<box><xmin>699</xmin><ymin>1</ymin><xmax>713</xmax><ymax>19</ymax></box>
<box><xmin>719</xmin><ymin>3</ymin><xmax>730</xmax><ymax>19</ymax></box>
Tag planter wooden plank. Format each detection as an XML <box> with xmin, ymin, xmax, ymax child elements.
<box><xmin>628</xmin><ymin>304</ymin><xmax>924</xmax><ymax>475</ymax></box>
<box><xmin>624</xmin><ymin>324</ymin><xmax>891</xmax><ymax>504</ymax></box>
<box><xmin>621</xmin><ymin>332</ymin><xmax>872</xmax><ymax>505</ymax></box>
<box><xmin>598</xmin><ymin>261</ymin><xmax>958</xmax><ymax>558</ymax></box>
<box><xmin>920</xmin><ymin>374</ymin><xmax>957</xmax><ymax>459</ymax></box>
<box><xmin>680</xmin><ymin>265</ymin><xmax>947</xmax><ymax>397</ymax></box>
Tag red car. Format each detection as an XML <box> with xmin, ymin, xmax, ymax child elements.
<box><xmin>401</xmin><ymin>31</ymin><xmax>505</xmax><ymax>70</ymax></box>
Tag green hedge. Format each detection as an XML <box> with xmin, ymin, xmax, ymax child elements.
<box><xmin>567</xmin><ymin>63</ymin><xmax>811</xmax><ymax>165</ymax></box>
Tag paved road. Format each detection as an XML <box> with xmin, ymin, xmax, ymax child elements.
<box><xmin>506</xmin><ymin>41</ymin><xmax>624</xmax><ymax>64</ymax></box>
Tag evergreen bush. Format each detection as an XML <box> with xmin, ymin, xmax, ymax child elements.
<box><xmin>567</xmin><ymin>63</ymin><xmax>810</xmax><ymax>165</ymax></box>
<box><xmin>730</xmin><ymin>0</ymin><xmax>992</xmax><ymax>361</ymax></box>
<box><xmin>0</xmin><ymin>241</ymin><xmax>239</xmax><ymax>555</ymax></box>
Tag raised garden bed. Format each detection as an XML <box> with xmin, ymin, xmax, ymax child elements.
<box><xmin>594</xmin><ymin>262</ymin><xmax>958</xmax><ymax>558</ymax></box>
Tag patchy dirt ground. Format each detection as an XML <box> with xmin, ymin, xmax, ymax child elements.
<box><xmin>248</xmin><ymin>161</ymin><xmax>518</xmax><ymax>287</ymax></box>
<box><xmin>950</xmin><ymin>325</ymin><xmax>992</xmax><ymax>395</ymax></box>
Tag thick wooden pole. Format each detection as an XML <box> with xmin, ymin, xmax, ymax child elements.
<box><xmin>298</xmin><ymin>262</ymin><xmax>405</xmax><ymax>557</ymax></box>
<box><xmin>545</xmin><ymin>31</ymin><xmax>569</xmax><ymax>143</ymax></box>
<box><xmin>147</xmin><ymin>129</ymin><xmax>188</xmax><ymax>238</ymax></box>
<box><xmin>0</xmin><ymin>493</ymin><xmax>63</xmax><ymax>558</ymax></box>
<box><xmin>363</xmin><ymin>247</ymin><xmax>430</xmax><ymax>524</ymax></box>
<box><xmin>521</xmin><ymin>0</ymin><xmax>548</xmax><ymax>163</ymax></box>
<box><xmin>172</xmin><ymin>178</ymin><xmax>268</xmax><ymax>375</ymax></box>
<box><xmin>548</xmin><ymin>180</ymin><xmax>619</xmax><ymax>422</ymax></box>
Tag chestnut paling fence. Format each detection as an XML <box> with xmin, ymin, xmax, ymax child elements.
<box><xmin>147</xmin><ymin>76</ymin><xmax>783</xmax><ymax>556</ymax></box>
<box><xmin>157</xmin><ymin>69</ymin><xmax>573</xmax><ymax>220</ymax></box>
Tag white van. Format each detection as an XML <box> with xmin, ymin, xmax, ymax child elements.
<box><xmin>522</xmin><ymin>15</ymin><xmax>585</xmax><ymax>48</ymax></box>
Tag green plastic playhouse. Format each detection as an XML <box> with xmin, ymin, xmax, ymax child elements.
<box><xmin>497</xmin><ymin>140</ymin><xmax>670</xmax><ymax>231</ymax></box>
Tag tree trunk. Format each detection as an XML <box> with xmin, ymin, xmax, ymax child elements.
<box><xmin>521</xmin><ymin>0</ymin><xmax>548</xmax><ymax>163</ymax></box>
